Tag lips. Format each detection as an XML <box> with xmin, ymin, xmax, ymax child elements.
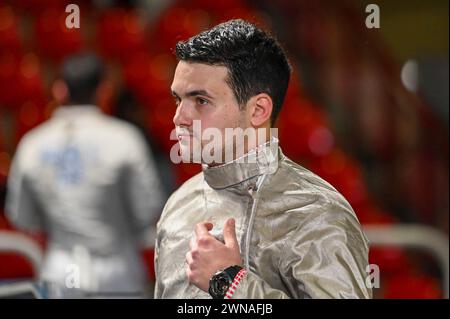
<box><xmin>177</xmin><ymin>134</ymin><xmax>192</xmax><ymax>141</ymax></box>
<box><xmin>176</xmin><ymin>130</ymin><xmax>192</xmax><ymax>140</ymax></box>
<box><xmin>175</xmin><ymin>126</ymin><xmax>195</xmax><ymax>142</ymax></box>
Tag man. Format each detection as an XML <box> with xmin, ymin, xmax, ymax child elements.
<box><xmin>155</xmin><ymin>19</ymin><xmax>371</xmax><ymax>299</ymax></box>
<box><xmin>6</xmin><ymin>53</ymin><xmax>164</xmax><ymax>298</ymax></box>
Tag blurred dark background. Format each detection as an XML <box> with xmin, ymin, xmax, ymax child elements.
<box><xmin>0</xmin><ymin>0</ymin><xmax>448</xmax><ymax>299</ymax></box>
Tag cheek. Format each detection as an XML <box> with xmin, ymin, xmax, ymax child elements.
<box><xmin>217</xmin><ymin>105</ymin><xmax>243</xmax><ymax>128</ymax></box>
<box><xmin>198</xmin><ymin>104</ymin><xmax>244</xmax><ymax>135</ymax></box>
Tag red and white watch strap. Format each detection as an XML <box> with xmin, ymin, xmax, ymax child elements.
<box><xmin>224</xmin><ymin>268</ymin><xmax>247</xmax><ymax>299</ymax></box>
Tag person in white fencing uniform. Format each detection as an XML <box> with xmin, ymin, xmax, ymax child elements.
<box><xmin>6</xmin><ymin>53</ymin><xmax>164</xmax><ymax>298</ymax></box>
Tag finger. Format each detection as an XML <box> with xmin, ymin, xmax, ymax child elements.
<box><xmin>223</xmin><ymin>218</ymin><xmax>238</xmax><ymax>248</ymax></box>
<box><xmin>186</xmin><ymin>251</ymin><xmax>193</xmax><ymax>266</ymax></box>
<box><xmin>186</xmin><ymin>268</ymin><xmax>193</xmax><ymax>283</ymax></box>
<box><xmin>195</xmin><ymin>221</ymin><xmax>214</xmax><ymax>238</ymax></box>
<box><xmin>189</xmin><ymin>236</ymin><xmax>197</xmax><ymax>251</ymax></box>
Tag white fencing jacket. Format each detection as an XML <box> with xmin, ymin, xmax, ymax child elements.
<box><xmin>6</xmin><ymin>105</ymin><xmax>164</xmax><ymax>297</ymax></box>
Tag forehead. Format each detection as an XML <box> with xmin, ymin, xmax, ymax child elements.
<box><xmin>171</xmin><ymin>61</ymin><xmax>230</xmax><ymax>95</ymax></box>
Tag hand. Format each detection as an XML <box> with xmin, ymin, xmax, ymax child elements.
<box><xmin>186</xmin><ymin>218</ymin><xmax>242</xmax><ymax>292</ymax></box>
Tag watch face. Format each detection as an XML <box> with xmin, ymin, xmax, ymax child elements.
<box><xmin>209</xmin><ymin>271</ymin><xmax>233</xmax><ymax>299</ymax></box>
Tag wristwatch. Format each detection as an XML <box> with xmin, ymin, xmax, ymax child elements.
<box><xmin>208</xmin><ymin>265</ymin><xmax>243</xmax><ymax>299</ymax></box>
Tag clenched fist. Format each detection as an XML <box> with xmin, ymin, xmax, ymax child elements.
<box><xmin>186</xmin><ymin>218</ymin><xmax>243</xmax><ymax>292</ymax></box>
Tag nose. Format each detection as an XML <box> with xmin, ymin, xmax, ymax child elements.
<box><xmin>173</xmin><ymin>101</ymin><xmax>192</xmax><ymax>127</ymax></box>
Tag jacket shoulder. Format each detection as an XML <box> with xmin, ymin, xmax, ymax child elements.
<box><xmin>270</xmin><ymin>155</ymin><xmax>369</xmax><ymax>255</ymax></box>
<box><xmin>264</xmin><ymin>154</ymin><xmax>359</xmax><ymax>223</ymax></box>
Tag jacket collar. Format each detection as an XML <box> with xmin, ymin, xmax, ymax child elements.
<box><xmin>202</xmin><ymin>137</ymin><xmax>280</xmax><ymax>190</ymax></box>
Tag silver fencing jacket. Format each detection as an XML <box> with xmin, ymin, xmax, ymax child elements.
<box><xmin>155</xmin><ymin>139</ymin><xmax>372</xmax><ymax>298</ymax></box>
<box><xmin>6</xmin><ymin>105</ymin><xmax>164</xmax><ymax>296</ymax></box>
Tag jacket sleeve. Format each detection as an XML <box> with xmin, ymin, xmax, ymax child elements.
<box><xmin>121</xmin><ymin>129</ymin><xmax>165</xmax><ymax>244</ymax></box>
<box><xmin>230</xmin><ymin>270</ymin><xmax>292</xmax><ymax>299</ymax></box>
<box><xmin>231</xmin><ymin>206</ymin><xmax>372</xmax><ymax>299</ymax></box>
<box><xmin>5</xmin><ymin>141</ymin><xmax>45</xmax><ymax>232</ymax></box>
<box><xmin>153</xmin><ymin>227</ymin><xmax>162</xmax><ymax>298</ymax></box>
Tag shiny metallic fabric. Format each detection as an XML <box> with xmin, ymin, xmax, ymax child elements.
<box><xmin>155</xmin><ymin>139</ymin><xmax>372</xmax><ymax>299</ymax></box>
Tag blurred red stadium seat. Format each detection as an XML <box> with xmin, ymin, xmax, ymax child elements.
<box><xmin>148</xmin><ymin>6</ymin><xmax>205</xmax><ymax>53</ymax></box>
<box><xmin>0</xmin><ymin>213</ymin><xmax>13</xmax><ymax>231</ymax></box>
<box><xmin>147</xmin><ymin>0</ymin><xmax>254</xmax><ymax>54</ymax></box>
<box><xmin>278</xmin><ymin>99</ymin><xmax>333</xmax><ymax>160</ymax></box>
<box><xmin>0</xmin><ymin>130</ymin><xmax>5</xmax><ymax>153</ymax></box>
<box><xmin>123</xmin><ymin>52</ymin><xmax>175</xmax><ymax>105</ymax></box>
<box><xmin>0</xmin><ymin>252</ymin><xmax>36</xmax><ymax>279</ymax></box>
<box><xmin>0</xmin><ymin>53</ymin><xmax>47</xmax><ymax>142</ymax></box>
<box><xmin>0</xmin><ymin>151</ymin><xmax>11</xmax><ymax>186</ymax></box>
<box><xmin>141</xmin><ymin>248</ymin><xmax>155</xmax><ymax>282</ymax></box>
<box><xmin>174</xmin><ymin>163</ymin><xmax>202</xmax><ymax>186</ymax></box>
<box><xmin>96</xmin><ymin>8</ymin><xmax>146</xmax><ymax>62</ymax></box>
<box><xmin>0</xmin><ymin>6</ymin><xmax>23</xmax><ymax>57</ymax></box>
<box><xmin>369</xmin><ymin>246</ymin><xmax>411</xmax><ymax>276</ymax></box>
<box><xmin>383</xmin><ymin>271</ymin><xmax>442</xmax><ymax>299</ymax></box>
<box><xmin>34</xmin><ymin>7</ymin><xmax>83</xmax><ymax>62</ymax></box>
<box><xmin>308</xmin><ymin>149</ymin><xmax>371</xmax><ymax>211</ymax></box>
<box><xmin>12</xmin><ymin>0</ymin><xmax>67</xmax><ymax>15</ymax></box>
<box><xmin>357</xmin><ymin>202</ymin><xmax>398</xmax><ymax>225</ymax></box>
<box><xmin>0</xmin><ymin>53</ymin><xmax>21</xmax><ymax>110</ymax></box>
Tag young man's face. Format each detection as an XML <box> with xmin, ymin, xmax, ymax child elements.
<box><xmin>171</xmin><ymin>61</ymin><xmax>252</xmax><ymax>164</ymax></box>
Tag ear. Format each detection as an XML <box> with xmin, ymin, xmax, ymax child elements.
<box><xmin>250</xmin><ymin>93</ymin><xmax>273</xmax><ymax>127</ymax></box>
<box><xmin>52</xmin><ymin>79</ymin><xmax>68</xmax><ymax>104</ymax></box>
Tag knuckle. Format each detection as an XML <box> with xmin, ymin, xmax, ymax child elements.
<box><xmin>197</xmin><ymin>236</ymin><xmax>209</xmax><ymax>245</ymax></box>
<box><xmin>187</xmin><ymin>270</ymin><xmax>198</xmax><ymax>284</ymax></box>
<box><xmin>191</xmin><ymin>249</ymin><xmax>199</xmax><ymax>258</ymax></box>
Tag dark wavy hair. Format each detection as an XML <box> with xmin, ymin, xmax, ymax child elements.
<box><xmin>175</xmin><ymin>19</ymin><xmax>291</xmax><ymax>124</ymax></box>
<box><xmin>61</xmin><ymin>52</ymin><xmax>104</xmax><ymax>105</ymax></box>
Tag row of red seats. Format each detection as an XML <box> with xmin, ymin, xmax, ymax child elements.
<box><xmin>0</xmin><ymin>0</ymin><xmax>416</xmax><ymax>229</ymax></box>
<box><xmin>0</xmin><ymin>1</ymin><xmax>423</xmax><ymax>228</ymax></box>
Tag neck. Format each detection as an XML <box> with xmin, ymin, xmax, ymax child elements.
<box><xmin>202</xmin><ymin>135</ymin><xmax>279</xmax><ymax>189</ymax></box>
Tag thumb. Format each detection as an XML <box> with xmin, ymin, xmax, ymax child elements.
<box><xmin>195</xmin><ymin>221</ymin><xmax>214</xmax><ymax>237</ymax></box>
<box><xmin>204</xmin><ymin>222</ymin><xmax>214</xmax><ymax>231</ymax></box>
<box><xmin>223</xmin><ymin>218</ymin><xmax>238</xmax><ymax>248</ymax></box>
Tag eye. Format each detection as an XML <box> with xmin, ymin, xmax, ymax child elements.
<box><xmin>174</xmin><ymin>96</ymin><xmax>181</xmax><ymax>106</ymax></box>
<box><xmin>197</xmin><ymin>97</ymin><xmax>209</xmax><ymax>105</ymax></box>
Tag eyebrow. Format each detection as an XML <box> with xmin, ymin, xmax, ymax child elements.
<box><xmin>171</xmin><ymin>89</ymin><xmax>214</xmax><ymax>99</ymax></box>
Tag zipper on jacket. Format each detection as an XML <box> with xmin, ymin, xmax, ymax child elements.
<box><xmin>243</xmin><ymin>174</ymin><xmax>267</xmax><ymax>270</ymax></box>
